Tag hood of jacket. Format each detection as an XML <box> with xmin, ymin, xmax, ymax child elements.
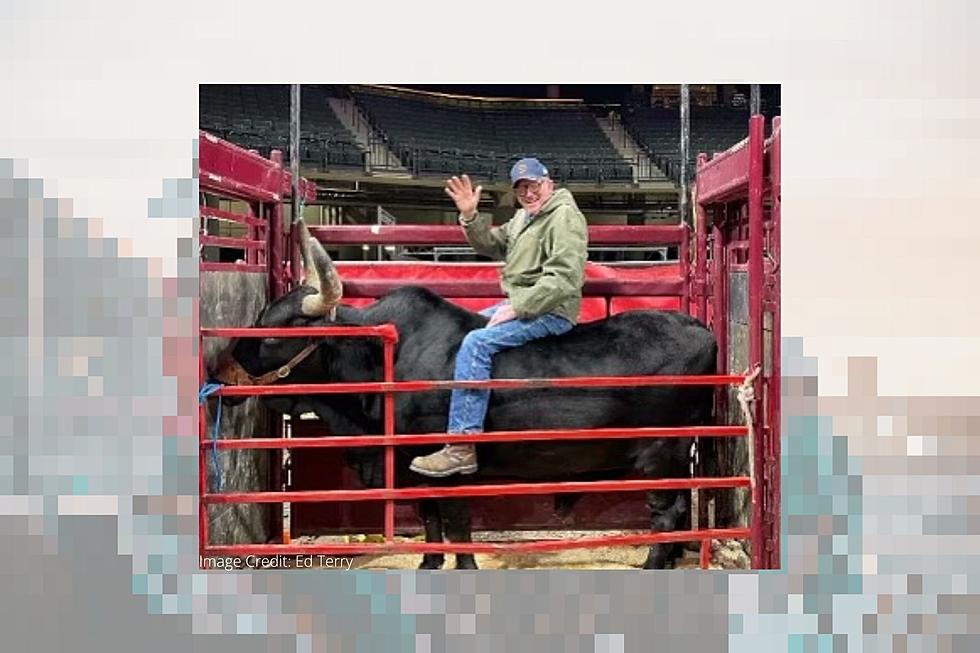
<box><xmin>523</xmin><ymin>187</ymin><xmax>579</xmax><ymax>223</ymax></box>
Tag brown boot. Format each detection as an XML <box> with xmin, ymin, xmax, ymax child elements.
<box><xmin>409</xmin><ymin>444</ymin><xmax>478</xmax><ymax>478</ymax></box>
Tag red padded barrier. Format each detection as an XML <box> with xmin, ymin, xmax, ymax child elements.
<box><xmin>609</xmin><ymin>296</ymin><xmax>681</xmax><ymax>314</ymax></box>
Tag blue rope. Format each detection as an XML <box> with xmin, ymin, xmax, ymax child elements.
<box><xmin>199</xmin><ymin>382</ymin><xmax>224</xmax><ymax>492</ymax></box>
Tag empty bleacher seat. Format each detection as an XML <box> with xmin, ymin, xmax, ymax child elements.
<box><xmin>620</xmin><ymin>105</ymin><xmax>756</xmax><ymax>183</ymax></box>
<box><xmin>351</xmin><ymin>88</ymin><xmax>632</xmax><ymax>183</ymax></box>
<box><xmin>200</xmin><ymin>84</ymin><xmax>366</xmax><ymax>169</ymax></box>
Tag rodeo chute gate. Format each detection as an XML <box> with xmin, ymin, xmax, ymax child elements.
<box><xmin>198</xmin><ymin>115</ymin><xmax>780</xmax><ymax>569</ymax></box>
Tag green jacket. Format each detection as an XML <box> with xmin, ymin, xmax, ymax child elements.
<box><xmin>462</xmin><ymin>188</ymin><xmax>588</xmax><ymax>324</ymax></box>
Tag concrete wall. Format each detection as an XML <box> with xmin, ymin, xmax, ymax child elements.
<box><xmin>201</xmin><ymin>271</ymin><xmax>276</xmax><ymax>545</ymax></box>
<box><xmin>723</xmin><ymin>271</ymin><xmax>752</xmax><ymax>528</ymax></box>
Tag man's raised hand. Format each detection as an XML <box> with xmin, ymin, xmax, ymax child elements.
<box><xmin>445</xmin><ymin>174</ymin><xmax>482</xmax><ymax>220</ymax></box>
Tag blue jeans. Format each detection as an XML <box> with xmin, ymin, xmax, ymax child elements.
<box><xmin>448</xmin><ymin>303</ymin><xmax>573</xmax><ymax>434</ymax></box>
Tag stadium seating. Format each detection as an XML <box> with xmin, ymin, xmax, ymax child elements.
<box><xmin>620</xmin><ymin>105</ymin><xmax>752</xmax><ymax>182</ymax></box>
<box><xmin>351</xmin><ymin>89</ymin><xmax>634</xmax><ymax>183</ymax></box>
<box><xmin>200</xmin><ymin>85</ymin><xmax>365</xmax><ymax>169</ymax></box>
<box><xmin>200</xmin><ymin>85</ymin><xmax>770</xmax><ymax>186</ymax></box>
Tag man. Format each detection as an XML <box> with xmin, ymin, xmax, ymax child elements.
<box><xmin>410</xmin><ymin>157</ymin><xmax>588</xmax><ymax>477</ymax></box>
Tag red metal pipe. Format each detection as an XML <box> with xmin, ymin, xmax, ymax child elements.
<box><xmin>267</xmin><ymin>409</ymin><xmax>284</xmax><ymax>544</ymax></box>
<box><xmin>707</xmin><ymin>205</ymin><xmax>730</xmax><ymax>541</ymax></box>
<box><xmin>747</xmin><ymin>114</ymin><xmax>766</xmax><ymax>569</ymax></box>
<box><xmin>700</xmin><ymin>538</ymin><xmax>711</xmax><ymax>569</ymax></box>
<box><xmin>201</xmin><ymin>325</ymin><xmax>399</xmax><ymax>340</ymax></box>
<box><xmin>694</xmin><ymin>155</ymin><xmax>709</xmax><ymax>323</ymax></box>
<box><xmin>694</xmin><ymin>138</ymin><xmax>751</xmax><ymax>205</ymax></box>
<box><xmin>201</xmin><ymin>171</ymin><xmax>281</xmax><ymax>204</ymax></box>
<box><xmin>308</xmin><ymin>224</ymin><xmax>689</xmax><ymax>247</ymax></box>
<box><xmin>768</xmin><ymin>116</ymin><xmax>782</xmax><ymax>568</ymax></box>
<box><xmin>246</xmin><ymin>202</ymin><xmax>258</xmax><ymax>266</ymax></box>
<box><xmin>199</xmin><ymin>333</ymin><xmax>209</xmax><ymax>553</ymax></box>
<box><xmin>204</xmin><ymin>477</ymin><xmax>751</xmax><ymax>504</ymax></box>
<box><xmin>200</xmin><ymin>262</ymin><xmax>266</xmax><ymax>274</ymax></box>
<box><xmin>200</xmin><ymin>235</ymin><xmax>267</xmax><ymax>251</ymax></box>
<box><xmin>202</xmin><ymin>527</ymin><xmax>751</xmax><ymax>558</ymax></box>
<box><xmin>350</xmin><ymin>277</ymin><xmax>686</xmax><ymax>299</ymax></box>
<box><xmin>200</xmin><ymin>205</ymin><xmax>267</xmax><ymax>227</ymax></box>
<box><xmin>383</xmin><ymin>340</ymin><xmax>395</xmax><ymax>543</ymax></box>
<box><xmin>274</xmin><ymin>209</ymin><xmax>291</xmax><ymax>554</ymax></box>
<box><xmin>201</xmin><ymin>425</ymin><xmax>748</xmax><ymax>451</ymax></box>
<box><xmin>213</xmin><ymin>374</ymin><xmax>748</xmax><ymax>398</ymax></box>
<box><xmin>711</xmin><ymin>209</ymin><xmax>728</xmax><ymax>381</ymax></box>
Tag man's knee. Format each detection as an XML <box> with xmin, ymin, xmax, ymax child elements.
<box><xmin>461</xmin><ymin>328</ymin><xmax>493</xmax><ymax>353</ymax></box>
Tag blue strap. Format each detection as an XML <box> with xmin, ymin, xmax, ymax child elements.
<box><xmin>199</xmin><ymin>383</ymin><xmax>224</xmax><ymax>492</ymax></box>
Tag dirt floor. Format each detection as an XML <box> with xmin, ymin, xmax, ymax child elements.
<box><xmin>293</xmin><ymin>532</ymin><xmax>750</xmax><ymax>570</ymax></box>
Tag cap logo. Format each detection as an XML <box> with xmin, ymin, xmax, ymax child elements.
<box><xmin>517</xmin><ymin>163</ymin><xmax>527</xmax><ymax>174</ymax></box>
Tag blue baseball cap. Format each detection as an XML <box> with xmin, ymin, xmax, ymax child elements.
<box><xmin>510</xmin><ymin>157</ymin><xmax>549</xmax><ymax>187</ymax></box>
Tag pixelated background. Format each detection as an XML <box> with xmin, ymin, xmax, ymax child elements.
<box><xmin>2</xmin><ymin>1</ymin><xmax>979</xmax><ymax>651</ymax></box>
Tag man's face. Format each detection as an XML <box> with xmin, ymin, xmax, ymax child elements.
<box><xmin>514</xmin><ymin>178</ymin><xmax>554</xmax><ymax>215</ymax></box>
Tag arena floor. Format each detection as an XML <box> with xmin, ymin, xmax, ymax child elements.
<box><xmin>293</xmin><ymin>532</ymin><xmax>750</xmax><ymax>570</ymax></box>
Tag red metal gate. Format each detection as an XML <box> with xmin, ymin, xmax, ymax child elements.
<box><xmin>198</xmin><ymin>129</ymin><xmax>315</xmax><ymax>299</ymax></box>
<box><xmin>201</xmin><ymin>322</ymin><xmax>752</xmax><ymax>564</ymax></box>
<box><xmin>198</xmin><ymin>131</ymin><xmax>316</xmax><ymax>545</ymax></box>
<box><xmin>694</xmin><ymin>115</ymin><xmax>781</xmax><ymax>568</ymax></box>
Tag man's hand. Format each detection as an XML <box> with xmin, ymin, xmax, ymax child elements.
<box><xmin>445</xmin><ymin>174</ymin><xmax>482</xmax><ymax>220</ymax></box>
<box><xmin>487</xmin><ymin>303</ymin><xmax>517</xmax><ymax>327</ymax></box>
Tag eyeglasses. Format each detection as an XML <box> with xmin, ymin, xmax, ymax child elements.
<box><xmin>514</xmin><ymin>180</ymin><xmax>543</xmax><ymax>196</ymax></box>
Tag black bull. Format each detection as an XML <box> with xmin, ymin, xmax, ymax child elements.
<box><xmin>209</xmin><ymin>221</ymin><xmax>718</xmax><ymax>569</ymax></box>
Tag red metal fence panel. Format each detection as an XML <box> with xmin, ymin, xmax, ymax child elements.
<box><xmin>695</xmin><ymin>114</ymin><xmax>781</xmax><ymax>568</ymax></box>
<box><xmin>200</xmin><ymin>325</ymin><xmax>755</xmax><ymax>567</ymax></box>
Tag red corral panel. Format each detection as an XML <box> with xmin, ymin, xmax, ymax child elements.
<box><xmin>334</xmin><ymin>261</ymin><xmax>680</xmax><ymax>282</ymax></box>
<box><xmin>331</xmin><ymin>261</ymin><xmax>687</xmax><ymax>322</ymax></box>
<box><xmin>199</xmin><ymin>130</ymin><xmax>316</xmax><ymax>203</ymax></box>
<box><xmin>609</xmin><ymin>296</ymin><xmax>681</xmax><ymax>313</ymax></box>
<box><xmin>310</xmin><ymin>224</ymin><xmax>688</xmax><ymax>246</ymax></box>
<box><xmin>331</xmin><ymin>262</ymin><xmax>684</xmax><ymax>299</ymax></box>
<box><xmin>343</xmin><ymin>297</ymin><xmax>610</xmax><ymax>322</ymax></box>
<box><xmin>289</xmin><ymin>421</ymin><xmax>651</xmax><ymax>534</ymax></box>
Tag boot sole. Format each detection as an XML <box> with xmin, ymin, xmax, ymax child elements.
<box><xmin>409</xmin><ymin>463</ymin><xmax>479</xmax><ymax>478</ymax></box>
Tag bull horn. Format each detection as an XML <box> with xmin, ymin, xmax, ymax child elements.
<box><xmin>297</xmin><ymin>219</ymin><xmax>343</xmax><ymax>318</ymax></box>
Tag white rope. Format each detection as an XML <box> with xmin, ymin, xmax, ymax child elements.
<box><xmin>737</xmin><ymin>365</ymin><xmax>763</xmax><ymax>486</ymax></box>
